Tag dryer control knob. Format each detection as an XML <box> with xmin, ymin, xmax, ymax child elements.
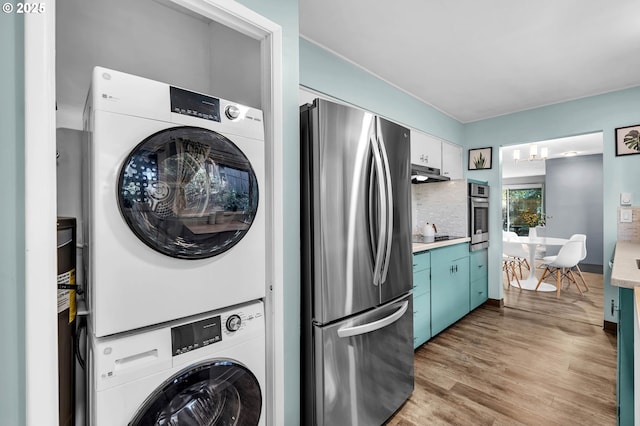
<box><xmin>225</xmin><ymin>105</ymin><xmax>241</xmax><ymax>120</ymax></box>
<box><xmin>226</xmin><ymin>314</ymin><xmax>242</xmax><ymax>332</ymax></box>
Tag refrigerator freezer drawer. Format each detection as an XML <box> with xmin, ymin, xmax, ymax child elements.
<box><xmin>312</xmin><ymin>295</ymin><xmax>414</xmax><ymax>425</ymax></box>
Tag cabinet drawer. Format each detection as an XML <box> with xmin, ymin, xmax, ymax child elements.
<box><xmin>412</xmin><ymin>268</ymin><xmax>430</xmax><ymax>297</ymax></box>
<box><xmin>413</xmin><ymin>293</ymin><xmax>431</xmax><ymax>349</ymax></box>
<box><xmin>470</xmin><ymin>276</ymin><xmax>488</xmax><ymax>310</ymax></box>
<box><xmin>412</xmin><ymin>251</ymin><xmax>430</xmax><ymax>272</ymax></box>
<box><xmin>470</xmin><ymin>249</ymin><xmax>488</xmax><ymax>283</ymax></box>
<box><xmin>431</xmin><ymin>243</ymin><xmax>469</xmax><ymax>264</ymax></box>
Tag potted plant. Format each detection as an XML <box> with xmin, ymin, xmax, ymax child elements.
<box><xmin>519</xmin><ymin>211</ymin><xmax>547</xmax><ymax>237</ymax></box>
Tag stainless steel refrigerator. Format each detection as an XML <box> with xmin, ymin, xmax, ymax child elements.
<box><xmin>300</xmin><ymin>99</ymin><xmax>414</xmax><ymax>426</ymax></box>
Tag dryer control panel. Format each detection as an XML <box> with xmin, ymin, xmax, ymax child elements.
<box><xmin>170</xmin><ymin>86</ymin><xmax>221</xmax><ymax>122</ymax></box>
<box><xmin>171</xmin><ymin>315</ymin><xmax>222</xmax><ymax>356</ymax></box>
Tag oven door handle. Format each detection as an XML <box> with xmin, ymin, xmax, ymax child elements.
<box><xmin>470</xmin><ymin>197</ymin><xmax>489</xmax><ymax>203</ymax></box>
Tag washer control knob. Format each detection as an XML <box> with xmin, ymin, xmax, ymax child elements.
<box><xmin>225</xmin><ymin>105</ymin><xmax>241</xmax><ymax>120</ymax></box>
<box><xmin>226</xmin><ymin>314</ymin><xmax>242</xmax><ymax>332</ymax></box>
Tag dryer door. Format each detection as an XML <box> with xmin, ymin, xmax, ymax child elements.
<box><xmin>129</xmin><ymin>360</ymin><xmax>262</xmax><ymax>426</ymax></box>
<box><xmin>118</xmin><ymin>126</ymin><xmax>259</xmax><ymax>259</ymax></box>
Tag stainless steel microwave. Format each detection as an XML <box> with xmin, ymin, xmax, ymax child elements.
<box><xmin>469</xmin><ymin>183</ymin><xmax>489</xmax><ymax>251</ymax></box>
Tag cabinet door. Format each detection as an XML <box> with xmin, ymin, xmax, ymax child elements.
<box><xmin>410</xmin><ymin>130</ymin><xmax>441</xmax><ymax>169</ymax></box>
<box><xmin>413</xmin><ymin>268</ymin><xmax>430</xmax><ymax>297</ymax></box>
<box><xmin>469</xmin><ymin>249</ymin><xmax>488</xmax><ymax>310</ymax></box>
<box><xmin>413</xmin><ymin>251</ymin><xmax>431</xmax><ymax>272</ymax></box>
<box><xmin>412</xmin><ymin>252</ymin><xmax>431</xmax><ymax>348</ymax></box>
<box><xmin>618</xmin><ymin>287</ymin><xmax>635</xmax><ymax>426</ymax></box>
<box><xmin>431</xmin><ymin>245</ymin><xmax>470</xmax><ymax>336</ymax></box>
<box><xmin>451</xmin><ymin>256</ymin><xmax>470</xmax><ymax>318</ymax></box>
<box><xmin>412</xmin><ymin>252</ymin><xmax>430</xmax><ymax>297</ymax></box>
<box><xmin>469</xmin><ymin>249</ymin><xmax>488</xmax><ymax>283</ymax></box>
<box><xmin>470</xmin><ymin>276</ymin><xmax>488</xmax><ymax>310</ymax></box>
<box><xmin>441</xmin><ymin>141</ymin><xmax>463</xmax><ymax>180</ymax></box>
<box><xmin>413</xmin><ymin>292</ymin><xmax>431</xmax><ymax>349</ymax></box>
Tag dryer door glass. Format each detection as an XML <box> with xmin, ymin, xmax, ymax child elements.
<box><xmin>129</xmin><ymin>360</ymin><xmax>262</xmax><ymax>426</ymax></box>
<box><xmin>118</xmin><ymin>126</ymin><xmax>259</xmax><ymax>259</ymax></box>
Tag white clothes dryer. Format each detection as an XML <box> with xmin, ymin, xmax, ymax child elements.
<box><xmin>83</xmin><ymin>67</ymin><xmax>266</xmax><ymax>337</ymax></box>
<box><xmin>88</xmin><ymin>300</ymin><xmax>265</xmax><ymax>425</ymax></box>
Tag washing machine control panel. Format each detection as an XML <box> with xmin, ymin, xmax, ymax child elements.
<box><xmin>170</xmin><ymin>86</ymin><xmax>221</xmax><ymax>122</ymax></box>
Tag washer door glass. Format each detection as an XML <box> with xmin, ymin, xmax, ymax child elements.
<box><xmin>118</xmin><ymin>126</ymin><xmax>259</xmax><ymax>259</ymax></box>
<box><xmin>129</xmin><ymin>360</ymin><xmax>262</xmax><ymax>426</ymax></box>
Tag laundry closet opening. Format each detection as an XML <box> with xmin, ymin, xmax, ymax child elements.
<box><xmin>55</xmin><ymin>1</ymin><xmax>267</xmax><ymax>424</ymax></box>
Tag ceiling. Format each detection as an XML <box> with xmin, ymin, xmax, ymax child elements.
<box><xmin>299</xmin><ymin>0</ymin><xmax>640</xmax><ymax>123</ymax></box>
<box><xmin>501</xmin><ymin>132</ymin><xmax>603</xmax><ymax>178</ymax></box>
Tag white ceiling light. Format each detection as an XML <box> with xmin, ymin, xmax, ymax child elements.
<box><xmin>514</xmin><ymin>143</ymin><xmax>548</xmax><ymax>163</ymax></box>
<box><xmin>540</xmin><ymin>147</ymin><xmax>549</xmax><ymax>158</ymax></box>
<box><xmin>562</xmin><ymin>151</ymin><xmax>578</xmax><ymax>156</ymax></box>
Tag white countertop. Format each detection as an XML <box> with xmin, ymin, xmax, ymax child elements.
<box><xmin>611</xmin><ymin>241</ymin><xmax>640</xmax><ymax>288</ymax></box>
<box><xmin>412</xmin><ymin>237</ymin><xmax>471</xmax><ymax>253</ymax></box>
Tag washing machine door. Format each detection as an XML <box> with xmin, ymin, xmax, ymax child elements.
<box><xmin>118</xmin><ymin>126</ymin><xmax>259</xmax><ymax>259</ymax></box>
<box><xmin>129</xmin><ymin>360</ymin><xmax>262</xmax><ymax>426</ymax></box>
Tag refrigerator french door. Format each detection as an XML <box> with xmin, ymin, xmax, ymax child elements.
<box><xmin>301</xmin><ymin>99</ymin><xmax>414</xmax><ymax>426</ymax></box>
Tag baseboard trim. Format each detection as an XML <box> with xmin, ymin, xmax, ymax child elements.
<box><xmin>579</xmin><ymin>263</ymin><xmax>603</xmax><ymax>274</ymax></box>
<box><xmin>486</xmin><ymin>298</ymin><xmax>504</xmax><ymax>308</ymax></box>
<box><xmin>603</xmin><ymin>320</ymin><xmax>617</xmax><ymax>334</ymax></box>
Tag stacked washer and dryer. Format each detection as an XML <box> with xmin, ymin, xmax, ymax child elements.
<box><xmin>82</xmin><ymin>67</ymin><xmax>266</xmax><ymax>425</ymax></box>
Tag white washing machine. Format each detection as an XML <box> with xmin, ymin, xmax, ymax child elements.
<box><xmin>88</xmin><ymin>300</ymin><xmax>265</xmax><ymax>425</ymax></box>
<box><xmin>83</xmin><ymin>67</ymin><xmax>266</xmax><ymax>337</ymax></box>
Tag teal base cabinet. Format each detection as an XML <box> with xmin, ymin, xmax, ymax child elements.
<box><xmin>431</xmin><ymin>244</ymin><xmax>469</xmax><ymax>336</ymax></box>
<box><xmin>469</xmin><ymin>249</ymin><xmax>488</xmax><ymax>310</ymax></box>
<box><xmin>412</xmin><ymin>251</ymin><xmax>431</xmax><ymax>349</ymax></box>
<box><xmin>618</xmin><ymin>287</ymin><xmax>634</xmax><ymax>426</ymax></box>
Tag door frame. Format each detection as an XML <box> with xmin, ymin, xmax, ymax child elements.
<box><xmin>24</xmin><ymin>1</ymin><xmax>283</xmax><ymax>424</ymax></box>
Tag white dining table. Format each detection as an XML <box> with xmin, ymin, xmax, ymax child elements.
<box><xmin>506</xmin><ymin>236</ymin><xmax>569</xmax><ymax>291</ymax></box>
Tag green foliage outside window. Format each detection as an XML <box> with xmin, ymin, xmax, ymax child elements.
<box><xmin>502</xmin><ymin>187</ymin><xmax>544</xmax><ymax>235</ymax></box>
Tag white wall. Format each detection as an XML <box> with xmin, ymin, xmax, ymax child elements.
<box><xmin>545</xmin><ymin>154</ymin><xmax>604</xmax><ymax>264</ymax></box>
<box><xmin>56</xmin><ymin>0</ymin><xmax>261</xmax><ymax>130</ymax></box>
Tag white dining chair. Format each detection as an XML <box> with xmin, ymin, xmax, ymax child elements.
<box><xmin>503</xmin><ymin>230</ymin><xmax>519</xmax><ymax>241</ymax></box>
<box><xmin>540</xmin><ymin>234</ymin><xmax>589</xmax><ymax>292</ymax></box>
<box><xmin>528</xmin><ymin>226</ymin><xmax>547</xmax><ymax>259</ymax></box>
<box><xmin>569</xmin><ymin>234</ymin><xmax>589</xmax><ymax>292</ymax></box>
<box><xmin>535</xmin><ymin>240</ymin><xmax>584</xmax><ymax>298</ymax></box>
<box><xmin>502</xmin><ymin>233</ymin><xmax>530</xmax><ymax>278</ymax></box>
<box><xmin>502</xmin><ymin>253</ymin><xmax>521</xmax><ymax>289</ymax></box>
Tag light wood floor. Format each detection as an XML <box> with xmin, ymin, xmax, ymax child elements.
<box><xmin>388</xmin><ymin>265</ymin><xmax>617</xmax><ymax>425</ymax></box>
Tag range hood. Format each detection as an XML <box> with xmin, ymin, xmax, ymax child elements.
<box><xmin>410</xmin><ymin>164</ymin><xmax>450</xmax><ymax>183</ymax></box>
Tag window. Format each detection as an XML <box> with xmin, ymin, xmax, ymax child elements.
<box><xmin>502</xmin><ymin>184</ymin><xmax>544</xmax><ymax>236</ymax></box>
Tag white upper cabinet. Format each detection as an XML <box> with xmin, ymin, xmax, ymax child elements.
<box><xmin>410</xmin><ymin>130</ymin><xmax>442</xmax><ymax>169</ymax></box>
<box><xmin>441</xmin><ymin>141</ymin><xmax>463</xmax><ymax>180</ymax></box>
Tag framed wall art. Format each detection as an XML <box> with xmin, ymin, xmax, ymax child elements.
<box><xmin>615</xmin><ymin>124</ymin><xmax>640</xmax><ymax>156</ymax></box>
<box><xmin>468</xmin><ymin>147</ymin><xmax>492</xmax><ymax>170</ymax></box>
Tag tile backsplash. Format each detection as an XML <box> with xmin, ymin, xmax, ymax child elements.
<box><xmin>411</xmin><ymin>179</ymin><xmax>468</xmax><ymax>237</ymax></box>
<box><xmin>617</xmin><ymin>206</ymin><xmax>640</xmax><ymax>242</ymax></box>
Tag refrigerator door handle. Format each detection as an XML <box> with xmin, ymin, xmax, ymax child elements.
<box><xmin>375</xmin><ymin>117</ymin><xmax>394</xmax><ymax>284</ymax></box>
<box><xmin>368</xmin><ymin>153</ymin><xmax>377</xmax><ymax>274</ymax></box>
<box><xmin>369</xmin><ymin>131</ymin><xmax>387</xmax><ymax>286</ymax></box>
<box><xmin>336</xmin><ymin>300</ymin><xmax>409</xmax><ymax>338</ymax></box>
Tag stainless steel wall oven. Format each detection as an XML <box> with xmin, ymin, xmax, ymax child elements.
<box><xmin>469</xmin><ymin>182</ymin><xmax>489</xmax><ymax>251</ymax></box>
